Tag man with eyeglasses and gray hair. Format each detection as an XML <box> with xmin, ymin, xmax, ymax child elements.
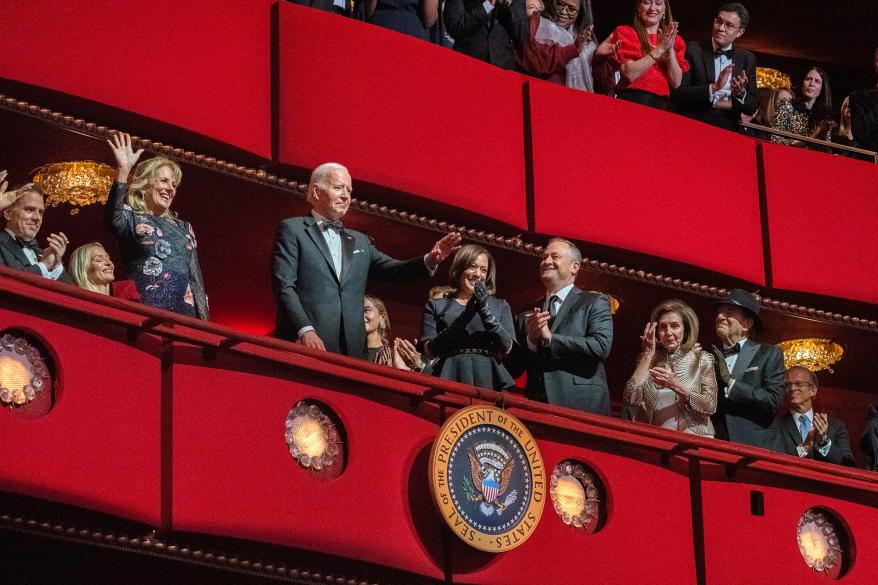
<box><xmin>671</xmin><ymin>3</ymin><xmax>757</xmax><ymax>132</ymax></box>
<box><xmin>776</xmin><ymin>366</ymin><xmax>855</xmax><ymax>466</ymax></box>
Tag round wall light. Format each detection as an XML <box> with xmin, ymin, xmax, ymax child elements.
<box><xmin>0</xmin><ymin>333</ymin><xmax>51</xmax><ymax>407</ymax></box>
<box><xmin>550</xmin><ymin>460</ymin><xmax>605</xmax><ymax>533</ymax></box>
<box><xmin>797</xmin><ymin>507</ymin><xmax>852</xmax><ymax>579</ymax></box>
<box><xmin>285</xmin><ymin>401</ymin><xmax>344</xmax><ymax>478</ymax></box>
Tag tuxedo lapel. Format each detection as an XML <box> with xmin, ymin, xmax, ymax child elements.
<box><xmin>304</xmin><ymin>217</ymin><xmax>339</xmax><ymax>283</ymax></box>
<box><xmin>0</xmin><ymin>232</ymin><xmax>33</xmax><ymax>268</ymax></box>
<box><xmin>339</xmin><ymin>231</ymin><xmax>355</xmax><ymax>284</ymax></box>
<box><xmin>703</xmin><ymin>44</ymin><xmax>716</xmax><ymax>83</ymax></box>
<box><xmin>730</xmin><ymin>340</ymin><xmax>759</xmax><ymax>380</ymax></box>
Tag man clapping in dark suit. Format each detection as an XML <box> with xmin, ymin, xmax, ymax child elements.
<box><xmin>509</xmin><ymin>238</ymin><xmax>613</xmax><ymax>415</ymax></box>
<box><xmin>671</xmin><ymin>3</ymin><xmax>757</xmax><ymax>132</ymax></box>
<box><xmin>272</xmin><ymin>162</ymin><xmax>461</xmax><ymax>359</ymax></box>
<box><xmin>710</xmin><ymin>289</ymin><xmax>785</xmax><ymax>451</ymax></box>
<box><xmin>777</xmin><ymin>366</ymin><xmax>855</xmax><ymax>467</ymax></box>
<box><xmin>0</xmin><ymin>180</ymin><xmax>72</xmax><ymax>284</ymax></box>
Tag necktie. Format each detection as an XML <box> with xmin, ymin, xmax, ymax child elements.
<box><xmin>799</xmin><ymin>414</ymin><xmax>811</xmax><ymax>442</ymax></box>
<box><xmin>15</xmin><ymin>236</ymin><xmax>41</xmax><ymax>255</ymax></box>
<box><xmin>722</xmin><ymin>343</ymin><xmax>740</xmax><ymax>357</ymax></box>
<box><xmin>715</xmin><ymin>48</ymin><xmax>734</xmax><ymax>58</ymax></box>
<box><xmin>323</xmin><ymin>219</ymin><xmax>345</xmax><ymax>234</ymax></box>
<box><xmin>547</xmin><ymin>294</ymin><xmax>560</xmax><ymax>317</ymax></box>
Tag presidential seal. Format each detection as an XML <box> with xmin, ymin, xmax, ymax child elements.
<box><xmin>429</xmin><ymin>406</ymin><xmax>545</xmax><ymax>552</ymax></box>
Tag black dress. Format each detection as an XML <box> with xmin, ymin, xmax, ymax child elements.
<box><xmin>419</xmin><ymin>296</ymin><xmax>516</xmax><ymax>390</ymax></box>
<box><xmin>370</xmin><ymin>0</ymin><xmax>429</xmax><ymax>41</ymax></box>
<box><xmin>106</xmin><ymin>182</ymin><xmax>209</xmax><ymax>320</ymax></box>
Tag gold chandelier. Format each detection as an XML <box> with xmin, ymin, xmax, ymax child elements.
<box><xmin>777</xmin><ymin>338</ymin><xmax>844</xmax><ymax>373</ymax></box>
<box><xmin>32</xmin><ymin>161</ymin><xmax>115</xmax><ymax>214</ymax></box>
<box><xmin>756</xmin><ymin>67</ymin><xmax>792</xmax><ymax>90</ymax></box>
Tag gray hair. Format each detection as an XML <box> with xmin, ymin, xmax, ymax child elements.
<box><xmin>786</xmin><ymin>365</ymin><xmax>818</xmax><ymax>388</ymax></box>
<box><xmin>547</xmin><ymin>237</ymin><xmax>582</xmax><ymax>263</ymax></box>
<box><xmin>307</xmin><ymin>162</ymin><xmax>348</xmax><ymax>205</ymax></box>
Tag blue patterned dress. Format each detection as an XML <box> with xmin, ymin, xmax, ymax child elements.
<box><xmin>106</xmin><ymin>182</ymin><xmax>209</xmax><ymax>320</ymax></box>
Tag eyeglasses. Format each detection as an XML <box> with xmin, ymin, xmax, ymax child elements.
<box><xmin>785</xmin><ymin>381</ymin><xmax>815</xmax><ymax>390</ymax></box>
<box><xmin>554</xmin><ymin>1</ymin><xmax>579</xmax><ymax>15</ymax></box>
<box><xmin>713</xmin><ymin>17</ymin><xmax>741</xmax><ymax>31</ymax></box>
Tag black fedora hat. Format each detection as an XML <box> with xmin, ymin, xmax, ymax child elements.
<box><xmin>714</xmin><ymin>289</ymin><xmax>763</xmax><ymax>334</ymax></box>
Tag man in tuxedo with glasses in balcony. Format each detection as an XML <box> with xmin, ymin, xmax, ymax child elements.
<box><xmin>710</xmin><ymin>289</ymin><xmax>785</xmax><ymax>451</ymax></box>
<box><xmin>272</xmin><ymin>162</ymin><xmax>461</xmax><ymax>359</ymax></box>
<box><xmin>0</xmin><ymin>180</ymin><xmax>72</xmax><ymax>284</ymax></box>
<box><xmin>671</xmin><ymin>3</ymin><xmax>757</xmax><ymax>132</ymax></box>
<box><xmin>776</xmin><ymin>366</ymin><xmax>855</xmax><ymax>466</ymax></box>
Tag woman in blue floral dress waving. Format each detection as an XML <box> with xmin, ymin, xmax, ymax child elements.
<box><xmin>106</xmin><ymin>133</ymin><xmax>209</xmax><ymax>320</ymax></box>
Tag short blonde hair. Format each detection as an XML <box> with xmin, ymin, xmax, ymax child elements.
<box><xmin>127</xmin><ymin>157</ymin><xmax>182</xmax><ymax>217</ymax></box>
<box><xmin>69</xmin><ymin>242</ymin><xmax>111</xmax><ymax>295</ymax></box>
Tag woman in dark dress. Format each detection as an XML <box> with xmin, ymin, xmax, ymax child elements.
<box><xmin>106</xmin><ymin>133</ymin><xmax>209</xmax><ymax>320</ymax></box>
<box><xmin>366</xmin><ymin>0</ymin><xmax>438</xmax><ymax>41</ymax></box>
<box><xmin>365</xmin><ymin>294</ymin><xmax>427</xmax><ymax>370</ymax></box>
<box><xmin>793</xmin><ymin>66</ymin><xmax>835</xmax><ymax>141</ymax></box>
<box><xmin>419</xmin><ymin>244</ymin><xmax>516</xmax><ymax>390</ymax></box>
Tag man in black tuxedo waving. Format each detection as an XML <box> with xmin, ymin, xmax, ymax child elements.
<box><xmin>671</xmin><ymin>3</ymin><xmax>757</xmax><ymax>132</ymax></box>
<box><xmin>272</xmin><ymin>162</ymin><xmax>461</xmax><ymax>359</ymax></box>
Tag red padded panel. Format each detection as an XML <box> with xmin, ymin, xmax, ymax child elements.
<box><xmin>277</xmin><ymin>3</ymin><xmax>528</xmax><ymax>229</ymax></box>
<box><xmin>701</xmin><ymin>468</ymin><xmax>878</xmax><ymax>584</ymax></box>
<box><xmin>0</xmin><ymin>1</ymin><xmax>272</xmax><ymax>158</ymax></box>
<box><xmin>453</xmin><ymin>437</ymin><xmax>697</xmax><ymax>585</ymax></box>
<box><xmin>171</xmin><ymin>356</ymin><xmax>444</xmax><ymax>579</ymax></box>
<box><xmin>0</xmin><ymin>305</ymin><xmax>162</xmax><ymax>525</ymax></box>
<box><xmin>763</xmin><ymin>143</ymin><xmax>878</xmax><ymax>304</ymax></box>
<box><xmin>529</xmin><ymin>82</ymin><xmax>765</xmax><ymax>284</ymax></box>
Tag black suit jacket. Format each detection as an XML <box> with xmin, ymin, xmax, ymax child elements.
<box><xmin>272</xmin><ymin>215</ymin><xmax>429</xmax><ymax>359</ymax></box>
<box><xmin>671</xmin><ymin>41</ymin><xmax>757</xmax><ymax>132</ymax></box>
<box><xmin>0</xmin><ymin>231</ymin><xmax>73</xmax><ymax>284</ymax></box>
<box><xmin>777</xmin><ymin>411</ymin><xmax>855</xmax><ymax>467</ymax></box>
<box><xmin>711</xmin><ymin>340</ymin><xmax>785</xmax><ymax>451</ymax></box>
<box><xmin>509</xmin><ymin>288</ymin><xmax>613</xmax><ymax>415</ymax></box>
<box><xmin>443</xmin><ymin>0</ymin><xmax>522</xmax><ymax>70</ymax></box>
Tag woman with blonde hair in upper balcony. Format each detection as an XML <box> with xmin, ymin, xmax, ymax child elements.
<box><xmin>624</xmin><ymin>299</ymin><xmax>717</xmax><ymax>436</ymax></box>
<box><xmin>610</xmin><ymin>0</ymin><xmax>688</xmax><ymax>110</ymax></box>
<box><xmin>106</xmin><ymin>133</ymin><xmax>209</xmax><ymax>320</ymax></box>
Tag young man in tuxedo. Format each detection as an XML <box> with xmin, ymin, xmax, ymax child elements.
<box><xmin>671</xmin><ymin>3</ymin><xmax>757</xmax><ymax>132</ymax></box>
<box><xmin>0</xmin><ymin>182</ymin><xmax>72</xmax><ymax>283</ymax></box>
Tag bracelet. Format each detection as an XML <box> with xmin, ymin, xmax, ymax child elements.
<box><xmin>649</xmin><ymin>53</ymin><xmax>659</xmax><ymax>61</ymax></box>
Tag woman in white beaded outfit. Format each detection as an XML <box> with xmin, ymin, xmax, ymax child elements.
<box><xmin>624</xmin><ymin>299</ymin><xmax>717</xmax><ymax>436</ymax></box>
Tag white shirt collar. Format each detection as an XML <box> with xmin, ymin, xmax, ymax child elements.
<box><xmin>548</xmin><ymin>283</ymin><xmax>575</xmax><ymax>302</ymax></box>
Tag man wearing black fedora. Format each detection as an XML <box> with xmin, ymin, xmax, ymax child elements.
<box><xmin>709</xmin><ymin>289</ymin><xmax>785</xmax><ymax>451</ymax></box>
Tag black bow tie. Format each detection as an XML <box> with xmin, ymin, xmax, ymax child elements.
<box><xmin>322</xmin><ymin>219</ymin><xmax>345</xmax><ymax>234</ymax></box>
<box><xmin>722</xmin><ymin>343</ymin><xmax>740</xmax><ymax>357</ymax></box>
<box><xmin>14</xmin><ymin>236</ymin><xmax>41</xmax><ymax>255</ymax></box>
<box><xmin>715</xmin><ymin>48</ymin><xmax>734</xmax><ymax>58</ymax></box>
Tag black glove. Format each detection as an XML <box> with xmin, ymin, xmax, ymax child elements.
<box><xmin>476</xmin><ymin>293</ymin><xmax>514</xmax><ymax>351</ymax></box>
<box><xmin>711</xmin><ymin>346</ymin><xmax>732</xmax><ymax>386</ymax></box>
<box><xmin>472</xmin><ymin>281</ymin><xmax>489</xmax><ymax>308</ymax></box>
